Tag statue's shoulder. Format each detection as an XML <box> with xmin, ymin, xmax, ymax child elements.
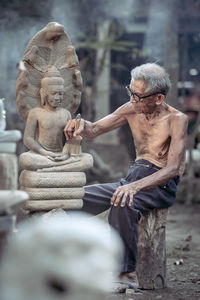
<box><xmin>27</xmin><ymin>107</ymin><xmax>43</xmax><ymax>117</ymax></box>
<box><xmin>59</xmin><ymin>107</ymin><xmax>71</xmax><ymax>118</ymax></box>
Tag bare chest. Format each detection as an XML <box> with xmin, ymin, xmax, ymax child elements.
<box><xmin>128</xmin><ymin>114</ymin><xmax>171</xmax><ymax>148</ymax></box>
<box><xmin>37</xmin><ymin>110</ymin><xmax>69</xmax><ymax>131</ymax></box>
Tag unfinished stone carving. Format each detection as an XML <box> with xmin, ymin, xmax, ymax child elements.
<box><xmin>0</xmin><ymin>213</ymin><xmax>123</xmax><ymax>300</ymax></box>
<box><xmin>0</xmin><ymin>98</ymin><xmax>28</xmax><ymax>255</ymax></box>
<box><xmin>16</xmin><ymin>22</ymin><xmax>93</xmax><ymax>211</ymax></box>
<box><xmin>0</xmin><ymin>98</ymin><xmax>22</xmax><ymax>190</ymax></box>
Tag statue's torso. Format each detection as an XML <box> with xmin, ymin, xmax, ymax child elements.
<box><xmin>35</xmin><ymin>107</ymin><xmax>70</xmax><ymax>152</ymax></box>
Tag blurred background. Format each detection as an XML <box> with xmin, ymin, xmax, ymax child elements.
<box><xmin>0</xmin><ymin>0</ymin><xmax>200</xmax><ymax>204</ymax></box>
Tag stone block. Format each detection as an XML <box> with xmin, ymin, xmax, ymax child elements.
<box><xmin>21</xmin><ymin>187</ymin><xmax>85</xmax><ymax>200</ymax></box>
<box><xmin>25</xmin><ymin>199</ymin><xmax>83</xmax><ymax>211</ymax></box>
<box><xmin>19</xmin><ymin>171</ymin><xmax>86</xmax><ymax>188</ymax></box>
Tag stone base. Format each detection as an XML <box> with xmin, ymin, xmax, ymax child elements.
<box><xmin>21</xmin><ymin>187</ymin><xmax>85</xmax><ymax>200</ymax></box>
<box><xmin>19</xmin><ymin>171</ymin><xmax>86</xmax><ymax>187</ymax></box>
<box><xmin>24</xmin><ymin>199</ymin><xmax>83</xmax><ymax>211</ymax></box>
<box><xmin>20</xmin><ymin>171</ymin><xmax>87</xmax><ymax>212</ymax></box>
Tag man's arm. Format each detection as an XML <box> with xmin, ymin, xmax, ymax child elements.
<box><xmin>64</xmin><ymin>103</ymin><xmax>130</xmax><ymax>140</ymax></box>
<box><xmin>111</xmin><ymin>113</ymin><xmax>188</xmax><ymax>207</ymax></box>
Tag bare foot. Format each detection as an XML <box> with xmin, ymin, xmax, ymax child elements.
<box><xmin>119</xmin><ymin>271</ymin><xmax>139</xmax><ymax>289</ymax></box>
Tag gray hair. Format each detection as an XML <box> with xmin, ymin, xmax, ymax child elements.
<box><xmin>131</xmin><ymin>63</ymin><xmax>171</xmax><ymax>95</ymax></box>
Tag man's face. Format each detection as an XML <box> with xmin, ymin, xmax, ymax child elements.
<box><xmin>129</xmin><ymin>80</ymin><xmax>158</xmax><ymax>114</ymax></box>
<box><xmin>45</xmin><ymin>85</ymin><xmax>64</xmax><ymax>108</ymax></box>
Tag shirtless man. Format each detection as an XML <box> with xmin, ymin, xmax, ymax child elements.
<box><xmin>64</xmin><ymin>63</ymin><xmax>188</xmax><ymax>290</ymax></box>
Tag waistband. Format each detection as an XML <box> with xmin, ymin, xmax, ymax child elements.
<box><xmin>134</xmin><ymin>159</ymin><xmax>180</xmax><ymax>184</ymax></box>
<box><xmin>134</xmin><ymin>159</ymin><xmax>161</xmax><ymax>170</ymax></box>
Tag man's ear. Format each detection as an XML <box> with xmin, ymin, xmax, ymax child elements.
<box><xmin>156</xmin><ymin>94</ymin><xmax>165</xmax><ymax>105</ymax></box>
<box><xmin>40</xmin><ymin>88</ymin><xmax>47</xmax><ymax>106</ymax></box>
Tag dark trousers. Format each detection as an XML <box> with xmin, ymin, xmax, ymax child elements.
<box><xmin>81</xmin><ymin>159</ymin><xmax>178</xmax><ymax>272</ymax></box>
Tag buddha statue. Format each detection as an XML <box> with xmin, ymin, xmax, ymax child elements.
<box><xmin>16</xmin><ymin>22</ymin><xmax>93</xmax><ymax>212</ymax></box>
<box><xmin>20</xmin><ymin>66</ymin><xmax>92</xmax><ymax>172</ymax></box>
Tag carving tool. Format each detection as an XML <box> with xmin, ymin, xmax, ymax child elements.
<box><xmin>65</xmin><ymin>114</ymin><xmax>82</xmax><ymax>156</ymax></box>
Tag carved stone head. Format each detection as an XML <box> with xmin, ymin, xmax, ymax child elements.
<box><xmin>40</xmin><ymin>66</ymin><xmax>64</xmax><ymax>108</ymax></box>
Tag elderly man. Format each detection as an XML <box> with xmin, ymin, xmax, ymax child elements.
<box><xmin>64</xmin><ymin>63</ymin><xmax>188</xmax><ymax>290</ymax></box>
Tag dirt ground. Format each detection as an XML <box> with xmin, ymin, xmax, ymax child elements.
<box><xmin>108</xmin><ymin>203</ymin><xmax>200</xmax><ymax>300</ymax></box>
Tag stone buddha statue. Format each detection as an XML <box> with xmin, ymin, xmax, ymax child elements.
<box><xmin>20</xmin><ymin>66</ymin><xmax>92</xmax><ymax>172</ymax></box>
<box><xmin>16</xmin><ymin>22</ymin><xmax>93</xmax><ymax>212</ymax></box>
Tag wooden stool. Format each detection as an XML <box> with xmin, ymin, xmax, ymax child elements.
<box><xmin>136</xmin><ymin>208</ymin><xmax>168</xmax><ymax>289</ymax></box>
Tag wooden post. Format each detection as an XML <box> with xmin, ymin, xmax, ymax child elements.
<box><xmin>136</xmin><ymin>208</ymin><xmax>168</xmax><ymax>289</ymax></box>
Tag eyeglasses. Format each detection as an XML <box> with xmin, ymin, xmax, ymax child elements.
<box><xmin>126</xmin><ymin>85</ymin><xmax>161</xmax><ymax>103</ymax></box>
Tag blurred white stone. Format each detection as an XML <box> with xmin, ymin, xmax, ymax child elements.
<box><xmin>0</xmin><ymin>190</ymin><xmax>28</xmax><ymax>215</ymax></box>
<box><xmin>0</xmin><ymin>130</ymin><xmax>21</xmax><ymax>143</ymax></box>
<box><xmin>0</xmin><ymin>142</ymin><xmax>16</xmax><ymax>153</ymax></box>
<box><xmin>0</xmin><ymin>213</ymin><xmax>123</xmax><ymax>300</ymax></box>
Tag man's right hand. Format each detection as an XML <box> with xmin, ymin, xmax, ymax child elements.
<box><xmin>64</xmin><ymin>119</ymin><xmax>85</xmax><ymax>140</ymax></box>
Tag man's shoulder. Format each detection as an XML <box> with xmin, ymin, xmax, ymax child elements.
<box><xmin>166</xmin><ymin>105</ymin><xmax>188</xmax><ymax>135</ymax></box>
<box><xmin>114</xmin><ymin>102</ymin><xmax>135</xmax><ymax>116</ymax></box>
<box><xmin>166</xmin><ymin>105</ymin><xmax>188</xmax><ymax>123</ymax></box>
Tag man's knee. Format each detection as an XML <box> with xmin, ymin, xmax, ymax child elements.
<box><xmin>109</xmin><ymin>203</ymin><xmax>141</xmax><ymax>223</ymax></box>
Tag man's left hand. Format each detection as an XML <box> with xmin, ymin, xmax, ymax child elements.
<box><xmin>111</xmin><ymin>184</ymin><xmax>138</xmax><ymax>207</ymax></box>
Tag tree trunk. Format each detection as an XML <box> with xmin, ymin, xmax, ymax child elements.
<box><xmin>136</xmin><ymin>208</ymin><xmax>168</xmax><ymax>289</ymax></box>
